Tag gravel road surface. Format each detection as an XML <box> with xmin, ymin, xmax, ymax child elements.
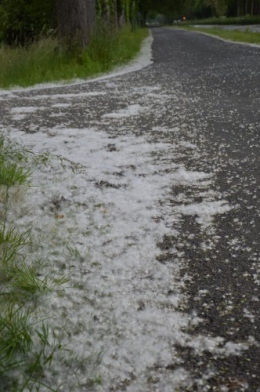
<box><xmin>1</xmin><ymin>28</ymin><xmax>260</xmax><ymax>391</ymax></box>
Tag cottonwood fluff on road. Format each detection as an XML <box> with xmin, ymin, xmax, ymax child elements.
<box><xmin>0</xmin><ymin>29</ymin><xmax>257</xmax><ymax>391</ymax></box>
<box><xmin>4</xmin><ymin>118</ymin><xmax>237</xmax><ymax>391</ymax></box>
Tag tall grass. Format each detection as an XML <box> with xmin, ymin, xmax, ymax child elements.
<box><xmin>188</xmin><ymin>15</ymin><xmax>260</xmax><ymax>25</ymax></box>
<box><xmin>0</xmin><ymin>26</ymin><xmax>148</xmax><ymax>89</ymax></box>
<box><xmin>0</xmin><ymin>133</ymin><xmax>68</xmax><ymax>391</ymax></box>
<box><xmin>180</xmin><ymin>25</ymin><xmax>260</xmax><ymax>45</ymax></box>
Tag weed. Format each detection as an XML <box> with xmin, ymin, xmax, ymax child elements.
<box><xmin>11</xmin><ymin>264</ymin><xmax>49</xmax><ymax>295</ymax></box>
<box><xmin>0</xmin><ymin>225</ymin><xmax>30</xmax><ymax>266</ymax></box>
<box><xmin>0</xmin><ymin>135</ymin><xmax>31</xmax><ymax>197</ymax></box>
<box><xmin>86</xmin><ymin>375</ymin><xmax>102</xmax><ymax>386</ymax></box>
<box><xmin>52</xmin><ymin>275</ymin><xmax>70</xmax><ymax>286</ymax></box>
<box><xmin>0</xmin><ymin>304</ymin><xmax>62</xmax><ymax>391</ymax></box>
<box><xmin>0</xmin><ymin>304</ymin><xmax>33</xmax><ymax>358</ymax></box>
<box><xmin>66</xmin><ymin>245</ymin><xmax>81</xmax><ymax>259</ymax></box>
<box><xmin>0</xmin><ymin>163</ymin><xmax>30</xmax><ymax>187</ymax></box>
<box><xmin>0</xmin><ymin>133</ymin><xmax>70</xmax><ymax>390</ymax></box>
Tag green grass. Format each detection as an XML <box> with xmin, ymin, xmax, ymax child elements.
<box><xmin>0</xmin><ymin>134</ymin><xmax>32</xmax><ymax>187</ymax></box>
<box><xmin>0</xmin><ymin>26</ymin><xmax>148</xmax><ymax>89</ymax></box>
<box><xmin>188</xmin><ymin>15</ymin><xmax>260</xmax><ymax>25</ymax></box>
<box><xmin>0</xmin><ymin>133</ymin><xmax>99</xmax><ymax>390</ymax></box>
<box><xmin>0</xmin><ymin>132</ymin><xmax>69</xmax><ymax>391</ymax></box>
<box><xmin>0</xmin><ymin>304</ymin><xmax>61</xmax><ymax>392</ymax></box>
<box><xmin>177</xmin><ymin>25</ymin><xmax>260</xmax><ymax>45</ymax></box>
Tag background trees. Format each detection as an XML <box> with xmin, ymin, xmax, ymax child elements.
<box><xmin>0</xmin><ymin>0</ymin><xmax>55</xmax><ymax>45</ymax></box>
<box><xmin>0</xmin><ymin>0</ymin><xmax>131</xmax><ymax>47</ymax></box>
<box><xmin>0</xmin><ymin>0</ymin><xmax>259</xmax><ymax>47</ymax></box>
<box><xmin>185</xmin><ymin>0</ymin><xmax>260</xmax><ymax>18</ymax></box>
<box><xmin>141</xmin><ymin>0</ymin><xmax>260</xmax><ymax>20</ymax></box>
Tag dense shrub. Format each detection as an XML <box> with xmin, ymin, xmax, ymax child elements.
<box><xmin>0</xmin><ymin>0</ymin><xmax>56</xmax><ymax>45</ymax></box>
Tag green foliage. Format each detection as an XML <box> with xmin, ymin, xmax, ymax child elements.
<box><xmin>144</xmin><ymin>0</ymin><xmax>260</xmax><ymax>20</ymax></box>
<box><xmin>0</xmin><ymin>134</ymin><xmax>31</xmax><ymax>163</ymax></box>
<box><xmin>0</xmin><ymin>303</ymin><xmax>61</xmax><ymax>391</ymax></box>
<box><xmin>0</xmin><ymin>26</ymin><xmax>148</xmax><ymax>89</ymax></box>
<box><xmin>0</xmin><ymin>304</ymin><xmax>33</xmax><ymax>357</ymax></box>
<box><xmin>182</xmin><ymin>0</ymin><xmax>260</xmax><ymax>19</ymax></box>
<box><xmin>0</xmin><ymin>225</ymin><xmax>29</xmax><ymax>267</ymax></box>
<box><xmin>188</xmin><ymin>15</ymin><xmax>260</xmax><ymax>24</ymax></box>
<box><xmin>138</xmin><ymin>0</ymin><xmax>172</xmax><ymax>20</ymax></box>
<box><xmin>0</xmin><ymin>0</ymin><xmax>56</xmax><ymax>45</ymax></box>
<box><xmin>82</xmin><ymin>25</ymin><xmax>148</xmax><ymax>71</ymax></box>
<box><xmin>0</xmin><ymin>164</ymin><xmax>30</xmax><ymax>187</ymax></box>
<box><xmin>179</xmin><ymin>25</ymin><xmax>260</xmax><ymax>44</ymax></box>
<box><xmin>0</xmin><ymin>133</ymin><xmax>69</xmax><ymax>390</ymax></box>
<box><xmin>203</xmin><ymin>0</ymin><xmax>228</xmax><ymax>16</ymax></box>
<box><xmin>0</xmin><ymin>134</ymin><xmax>31</xmax><ymax>188</ymax></box>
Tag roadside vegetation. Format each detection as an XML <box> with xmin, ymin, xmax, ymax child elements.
<box><xmin>0</xmin><ymin>133</ymin><xmax>69</xmax><ymax>391</ymax></box>
<box><xmin>0</xmin><ymin>26</ymin><xmax>148</xmax><ymax>89</ymax></box>
<box><xmin>175</xmin><ymin>23</ymin><xmax>260</xmax><ymax>45</ymax></box>
<box><xmin>187</xmin><ymin>15</ymin><xmax>260</xmax><ymax>25</ymax></box>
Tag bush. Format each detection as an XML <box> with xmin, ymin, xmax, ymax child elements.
<box><xmin>0</xmin><ymin>0</ymin><xmax>56</xmax><ymax>46</ymax></box>
<box><xmin>0</xmin><ymin>26</ymin><xmax>149</xmax><ymax>88</ymax></box>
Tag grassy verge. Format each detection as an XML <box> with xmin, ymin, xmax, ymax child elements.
<box><xmin>175</xmin><ymin>25</ymin><xmax>260</xmax><ymax>45</ymax></box>
<box><xmin>0</xmin><ymin>26</ymin><xmax>148</xmax><ymax>89</ymax></box>
<box><xmin>188</xmin><ymin>15</ymin><xmax>260</xmax><ymax>25</ymax></box>
<box><xmin>0</xmin><ymin>133</ymin><xmax>68</xmax><ymax>391</ymax></box>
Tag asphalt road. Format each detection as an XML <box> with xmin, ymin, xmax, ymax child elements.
<box><xmin>152</xmin><ymin>28</ymin><xmax>260</xmax><ymax>390</ymax></box>
<box><xmin>1</xmin><ymin>27</ymin><xmax>260</xmax><ymax>390</ymax></box>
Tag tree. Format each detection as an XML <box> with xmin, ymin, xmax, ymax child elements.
<box><xmin>204</xmin><ymin>0</ymin><xmax>228</xmax><ymax>16</ymax></box>
<box><xmin>187</xmin><ymin>0</ymin><xmax>260</xmax><ymax>17</ymax></box>
<box><xmin>96</xmin><ymin>0</ymin><xmax>119</xmax><ymax>28</ymax></box>
<box><xmin>0</xmin><ymin>0</ymin><xmax>55</xmax><ymax>45</ymax></box>
<box><xmin>56</xmin><ymin>0</ymin><xmax>96</xmax><ymax>50</ymax></box>
<box><xmin>136</xmin><ymin>0</ymin><xmax>193</xmax><ymax>22</ymax></box>
<box><xmin>187</xmin><ymin>0</ymin><xmax>212</xmax><ymax>19</ymax></box>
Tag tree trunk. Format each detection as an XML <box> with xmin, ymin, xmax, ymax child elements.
<box><xmin>112</xmin><ymin>0</ymin><xmax>118</xmax><ymax>29</ymax></box>
<box><xmin>56</xmin><ymin>0</ymin><xmax>96</xmax><ymax>50</ymax></box>
<box><xmin>251</xmin><ymin>0</ymin><xmax>254</xmax><ymax>14</ymax></box>
<box><xmin>236</xmin><ymin>0</ymin><xmax>240</xmax><ymax>15</ymax></box>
